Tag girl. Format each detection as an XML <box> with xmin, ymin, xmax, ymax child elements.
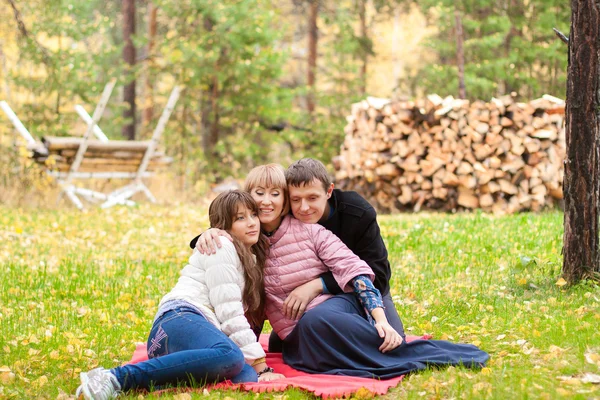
<box><xmin>197</xmin><ymin>165</ymin><xmax>489</xmax><ymax>379</ymax></box>
<box><xmin>76</xmin><ymin>191</ymin><xmax>283</xmax><ymax>400</ymax></box>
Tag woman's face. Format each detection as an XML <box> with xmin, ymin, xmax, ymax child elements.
<box><xmin>229</xmin><ymin>205</ymin><xmax>260</xmax><ymax>247</ymax></box>
<box><xmin>249</xmin><ymin>186</ymin><xmax>285</xmax><ymax>229</ymax></box>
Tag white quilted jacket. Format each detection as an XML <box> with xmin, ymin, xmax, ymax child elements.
<box><xmin>158</xmin><ymin>237</ymin><xmax>265</xmax><ymax>364</ymax></box>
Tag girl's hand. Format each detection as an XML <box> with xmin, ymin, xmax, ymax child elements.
<box><xmin>375</xmin><ymin>321</ymin><xmax>404</xmax><ymax>353</ymax></box>
<box><xmin>196</xmin><ymin>228</ymin><xmax>231</xmax><ymax>254</ymax></box>
<box><xmin>258</xmin><ymin>371</ymin><xmax>285</xmax><ymax>382</ymax></box>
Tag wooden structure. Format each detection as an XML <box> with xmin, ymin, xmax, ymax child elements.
<box><xmin>0</xmin><ymin>100</ymin><xmax>48</xmax><ymax>156</ymax></box>
<box><xmin>47</xmin><ymin>84</ymin><xmax>181</xmax><ymax>209</ymax></box>
<box><xmin>335</xmin><ymin>94</ymin><xmax>566</xmax><ymax>214</ymax></box>
<box><xmin>1</xmin><ymin>81</ymin><xmax>117</xmax><ymax>150</ymax></box>
<box><xmin>1</xmin><ymin>82</ymin><xmax>181</xmax><ymax>210</ymax></box>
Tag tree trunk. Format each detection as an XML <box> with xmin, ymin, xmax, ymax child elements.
<box><xmin>454</xmin><ymin>10</ymin><xmax>466</xmax><ymax>99</ymax></box>
<box><xmin>359</xmin><ymin>0</ymin><xmax>367</xmax><ymax>95</ymax></box>
<box><xmin>201</xmin><ymin>17</ymin><xmax>220</xmax><ymax>158</ymax></box>
<box><xmin>562</xmin><ymin>0</ymin><xmax>600</xmax><ymax>282</ymax></box>
<box><xmin>142</xmin><ymin>2</ymin><xmax>158</xmax><ymax>129</ymax></box>
<box><xmin>307</xmin><ymin>0</ymin><xmax>318</xmax><ymax>114</ymax></box>
<box><xmin>122</xmin><ymin>0</ymin><xmax>136</xmax><ymax>140</ymax></box>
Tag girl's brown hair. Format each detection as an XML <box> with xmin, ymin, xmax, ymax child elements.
<box><xmin>208</xmin><ymin>190</ymin><xmax>269</xmax><ymax>327</ymax></box>
<box><xmin>244</xmin><ymin>163</ymin><xmax>290</xmax><ymax>216</ymax></box>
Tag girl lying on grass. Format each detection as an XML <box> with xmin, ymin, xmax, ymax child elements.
<box><xmin>76</xmin><ymin>191</ymin><xmax>283</xmax><ymax>400</ymax></box>
<box><xmin>196</xmin><ymin>164</ymin><xmax>489</xmax><ymax>378</ymax></box>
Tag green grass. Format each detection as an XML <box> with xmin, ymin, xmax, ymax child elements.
<box><xmin>0</xmin><ymin>206</ymin><xmax>599</xmax><ymax>399</ymax></box>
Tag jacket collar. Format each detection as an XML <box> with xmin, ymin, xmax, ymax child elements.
<box><xmin>267</xmin><ymin>214</ymin><xmax>292</xmax><ymax>246</ymax></box>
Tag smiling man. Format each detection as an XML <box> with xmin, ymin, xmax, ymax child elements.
<box><xmin>280</xmin><ymin>158</ymin><xmax>404</xmax><ymax>339</ymax></box>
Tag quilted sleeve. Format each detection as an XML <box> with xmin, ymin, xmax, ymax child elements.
<box><xmin>204</xmin><ymin>238</ymin><xmax>266</xmax><ymax>364</ymax></box>
<box><xmin>311</xmin><ymin>225</ymin><xmax>375</xmax><ymax>292</ymax></box>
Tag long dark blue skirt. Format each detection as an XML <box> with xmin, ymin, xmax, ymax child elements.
<box><xmin>282</xmin><ymin>294</ymin><xmax>489</xmax><ymax>379</ymax></box>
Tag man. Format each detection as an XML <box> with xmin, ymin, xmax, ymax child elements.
<box><xmin>283</xmin><ymin>158</ymin><xmax>403</xmax><ymax>334</ymax></box>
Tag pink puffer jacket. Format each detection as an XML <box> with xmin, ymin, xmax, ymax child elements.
<box><xmin>264</xmin><ymin>215</ymin><xmax>374</xmax><ymax>339</ymax></box>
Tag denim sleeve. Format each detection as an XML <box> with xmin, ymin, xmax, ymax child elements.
<box><xmin>319</xmin><ymin>272</ymin><xmax>341</xmax><ymax>294</ymax></box>
<box><xmin>320</xmin><ymin>277</ymin><xmax>330</xmax><ymax>294</ymax></box>
<box><xmin>351</xmin><ymin>275</ymin><xmax>384</xmax><ymax>326</ymax></box>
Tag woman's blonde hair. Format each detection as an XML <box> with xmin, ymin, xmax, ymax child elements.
<box><xmin>244</xmin><ymin>163</ymin><xmax>290</xmax><ymax>216</ymax></box>
<box><xmin>208</xmin><ymin>190</ymin><xmax>269</xmax><ymax>327</ymax></box>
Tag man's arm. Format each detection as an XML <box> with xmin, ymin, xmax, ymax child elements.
<box><xmin>190</xmin><ymin>229</ymin><xmax>232</xmax><ymax>254</ymax></box>
<box><xmin>190</xmin><ymin>235</ymin><xmax>200</xmax><ymax>249</ymax></box>
<box><xmin>320</xmin><ymin>207</ymin><xmax>390</xmax><ymax>294</ymax></box>
<box><xmin>351</xmin><ymin>208</ymin><xmax>391</xmax><ymax>291</ymax></box>
<box><xmin>320</xmin><ymin>271</ymin><xmax>342</xmax><ymax>294</ymax></box>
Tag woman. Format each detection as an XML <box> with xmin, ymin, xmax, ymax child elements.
<box><xmin>197</xmin><ymin>164</ymin><xmax>489</xmax><ymax>379</ymax></box>
<box><xmin>76</xmin><ymin>191</ymin><xmax>283</xmax><ymax>400</ymax></box>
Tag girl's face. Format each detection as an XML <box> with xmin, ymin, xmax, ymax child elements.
<box><xmin>249</xmin><ymin>186</ymin><xmax>285</xmax><ymax>230</ymax></box>
<box><xmin>229</xmin><ymin>205</ymin><xmax>260</xmax><ymax>247</ymax></box>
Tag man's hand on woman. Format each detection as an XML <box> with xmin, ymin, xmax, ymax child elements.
<box><xmin>375</xmin><ymin>321</ymin><xmax>404</xmax><ymax>353</ymax></box>
<box><xmin>372</xmin><ymin>307</ymin><xmax>404</xmax><ymax>353</ymax></box>
<box><xmin>196</xmin><ymin>228</ymin><xmax>231</xmax><ymax>254</ymax></box>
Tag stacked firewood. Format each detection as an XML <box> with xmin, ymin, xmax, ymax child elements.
<box><xmin>31</xmin><ymin>136</ymin><xmax>172</xmax><ymax>173</ymax></box>
<box><xmin>334</xmin><ymin>94</ymin><xmax>566</xmax><ymax>214</ymax></box>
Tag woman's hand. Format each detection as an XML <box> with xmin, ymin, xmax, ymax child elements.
<box><xmin>196</xmin><ymin>228</ymin><xmax>231</xmax><ymax>254</ymax></box>
<box><xmin>283</xmin><ymin>279</ymin><xmax>323</xmax><ymax>320</ymax></box>
<box><xmin>258</xmin><ymin>371</ymin><xmax>285</xmax><ymax>382</ymax></box>
<box><xmin>375</xmin><ymin>321</ymin><xmax>404</xmax><ymax>353</ymax></box>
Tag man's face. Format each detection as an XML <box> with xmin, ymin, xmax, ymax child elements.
<box><xmin>288</xmin><ymin>179</ymin><xmax>334</xmax><ymax>224</ymax></box>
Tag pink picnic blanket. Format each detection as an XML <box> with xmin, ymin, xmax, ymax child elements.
<box><xmin>127</xmin><ymin>333</ymin><xmax>431</xmax><ymax>398</ymax></box>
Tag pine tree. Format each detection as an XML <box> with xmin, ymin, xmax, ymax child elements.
<box><xmin>562</xmin><ymin>0</ymin><xmax>600</xmax><ymax>282</ymax></box>
<box><xmin>413</xmin><ymin>0</ymin><xmax>570</xmax><ymax>100</ymax></box>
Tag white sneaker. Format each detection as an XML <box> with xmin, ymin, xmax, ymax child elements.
<box><xmin>75</xmin><ymin>367</ymin><xmax>121</xmax><ymax>400</ymax></box>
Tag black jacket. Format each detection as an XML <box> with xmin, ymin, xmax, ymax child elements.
<box><xmin>319</xmin><ymin>189</ymin><xmax>392</xmax><ymax>296</ymax></box>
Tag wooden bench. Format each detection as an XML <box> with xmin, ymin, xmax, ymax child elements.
<box><xmin>47</xmin><ymin>85</ymin><xmax>181</xmax><ymax>209</ymax></box>
<box><xmin>1</xmin><ymin>82</ymin><xmax>181</xmax><ymax>209</ymax></box>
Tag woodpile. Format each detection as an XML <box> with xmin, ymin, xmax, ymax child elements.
<box><xmin>334</xmin><ymin>94</ymin><xmax>566</xmax><ymax>214</ymax></box>
<box><xmin>31</xmin><ymin>136</ymin><xmax>172</xmax><ymax>173</ymax></box>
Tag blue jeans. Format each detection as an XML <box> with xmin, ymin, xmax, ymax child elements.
<box><xmin>110</xmin><ymin>307</ymin><xmax>258</xmax><ymax>391</ymax></box>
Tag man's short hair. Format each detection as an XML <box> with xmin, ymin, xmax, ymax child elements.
<box><xmin>285</xmin><ymin>158</ymin><xmax>331</xmax><ymax>192</ymax></box>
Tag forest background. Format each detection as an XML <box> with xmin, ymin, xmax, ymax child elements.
<box><xmin>0</xmin><ymin>0</ymin><xmax>570</xmax><ymax>202</ymax></box>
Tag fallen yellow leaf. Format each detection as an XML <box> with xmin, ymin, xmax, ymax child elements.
<box><xmin>549</xmin><ymin>345</ymin><xmax>565</xmax><ymax>354</ymax></box>
<box><xmin>0</xmin><ymin>366</ymin><xmax>15</xmax><ymax>384</ymax></box>
<box><xmin>556</xmin><ymin>375</ymin><xmax>580</xmax><ymax>385</ymax></box>
<box><xmin>34</xmin><ymin>375</ymin><xmax>48</xmax><ymax>387</ymax></box>
<box><xmin>354</xmin><ymin>387</ymin><xmax>375</xmax><ymax>399</ymax></box>
<box><xmin>585</xmin><ymin>352</ymin><xmax>600</xmax><ymax>366</ymax></box>
<box><xmin>555</xmin><ymin>278</ymin><xmax>567</xmax><ymax>287</ymax></box>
